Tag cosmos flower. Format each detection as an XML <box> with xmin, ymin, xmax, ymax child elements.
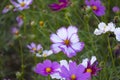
<box><xmin>49</xmin><ymin>0</ymin><xmax>70</xmax><ymax>11</ymax></box>
<box><xmin>34</xmin><ymin>60</ymin><xmax>60</xmax><ymax>76</ymax></box>
<box><xmin>11</xmin><ymin>27</ymin><xmax>19</xmax><ymax>35</ymax></box>
<box><xmin>94</xmin><ymin>22</ymin><xmax>115</xmax><ymax>35</ymax></box>
<box><xmin>50</xmin><ymin>26</ymin><xmax>84</xmax><ymax>58</ymax></box>
<box><xmin>85</xmin><ymin>0</ymin><xmax>105</xmax><ymax>16</ymax></box>
<box><xmin>112</xmin><ymin>6</ymin><xmax>120</xmax><ymax>13</ymax></box>
<box><xmin>27</xmin><ymin>42</ymin><xmax>42</xmax><ymax>53</ymax></box>
<box><xmin>2</xmin><ymin>5</ymin><xmax>13</xmax><ymax>14</ymax></box>
<box><xmin>10</xmin><ymin>0</ymin><xmax>33</xmax><ymax>11</ymax></box>
<box><xmin>114</xmin><ymin>27</ymin><xmax>120</xmax><ymax>41</ymax></box>
<box><xmin>59</xmin><ymin>61</ymin><xmax>90</xmax><ymax>80</ymax></box>
<box><xmin>36</xmin><ymin>50</ymin><xmax>53</xmax><ymax>57</ymax></box>
<box><xmin>16</xmin><ymin>15</ymin><xmax>24</xmax><ymax>27</ymax></box>
<box><xmin>50</xmin><ymin>60</ymin><xmax>72</xmax><ymax>80</ymax></box>
<box><xmin>81</xmin><ymin>56</ymin><xmax>101</xmax><ymax>76</ymax></box>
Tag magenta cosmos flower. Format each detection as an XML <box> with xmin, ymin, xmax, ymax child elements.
<box><xmin>27</xmin><ymin>42</ymin><xmax>42</xmax><ymax>53</ymax></box>
<box><xmin>81</xmin><ymin>56</ymin><xmax>101</xmax><ymax>76</ymax></box>
<box><xmin>59</xmin><ymin>61</ymin><xmax>90</xmax><ymax>80</ymax></box>
<box><xmin>10</xmin><ymin>0</ymin><xmax>33</xmax><ymax>11</ymax></box>
<box><xmin>50</xmin><ymin>26</ymin><xmax>84</xmax><ymax>58</ymax></box>
<box><xmin>49</xmin><ymin>0</ymin><xmax>70</xmax><ymax>11</ymax></box>
<box><xmin>34</xmin><ymin>60</ymin><xmax>60</xmax><ymax>76</ymax></box>
<box><xmin>85</xmin><ymin>0</ymin><xmax>105</xmax><ymax>16</ymax></box>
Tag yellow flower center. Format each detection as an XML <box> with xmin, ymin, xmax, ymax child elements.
<box><xmin>92</xmin><ymin>6</ymin><xmax>97</xmax><ymax>11</ymax></box>
<box><xmin>71</xmin><ymin>74</ymin><xmax>76</xmax><ymax>80</ymax></box>
<box><xmin>86</xmin><ymin>68</ymin><xmax>92</xmax><ymax>73</ymax></box>
<box><xmin>32</xmin><ymin>48</ymin><xmax>36</xmax><ymax>51</ymax></box>
<box><xmin>20</xmin><ymin>2</ymin><xmax>25</xmax><ymax>7</ymax></box>
<box><xmin>39</xmin><ymin>21</ymin><xmax>44</xmax><ymax>27</ymax></box>
<box><xmin>64</xmin><ymin>39</ymin><xmax>70</xmax><ymax>46</ymax></box>
<box><xmin>43</xmin><ymin>53</ymin><xmax>47</xmax><ymax>57</ymax></box>
<box><xmin>46</xmin><ymin>67</ymin><xmax>52</xmax><ymax>73</ymax></box>
<box><xmin>15</xmin><ymin>31</ymin><xmax>19</xmax><ymax>35</ymax></box>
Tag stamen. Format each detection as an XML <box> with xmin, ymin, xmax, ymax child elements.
<box><xmin>64</xmin><ymin>39</ymin><xmax>70</xmax><ymax>46</ymax></box>
<box><xmin>46</xmin><ymin>67</ymin><xmax>52</xmax><ymax>73</ymax></box>
<box><xmin>92</xmin><ymin>6</ymin><xmax>97</xmax><ymax>11</ymax></box>
<box><xmin>20</xmin><ymin>2</ymin><xmax>25</xmax><ymax>7</ymax></box>
<box><xmin>71</xmin><ymin>74</ymin><xmax>76</xmax><ymax>80</ymax></box>
<box><xmin>86</xmin><ymin>68</ymin><xmax>92</xmax><ymax>73</ymax></box>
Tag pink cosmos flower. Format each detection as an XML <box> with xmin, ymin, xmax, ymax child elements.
<box><xmin>49</xmin><ymin>0</ymin><xmax>70</xmax><ymax>11</ymax></box>
<box><xmin>81</xmin><ymin>56</ymin><xmax>101</xmax><ymax>76</ymax></box>
<box><xmin>10</xmin><ymin>0</ymin><xmax>33</xmax><ymax>11</ymax></box>
<box><xmin>27</xmin><ymin>42</ymin><xmax>42</xmax><ymax>53</ymax></box>
<box><xmin>85</xmin><ymin>0</ymin><xmax>106</xmax><ymax>16</ymax></box>
<box><xmin>50</xmin><ymin>26</ymin><xmax>84</xmax><ymax>58</ymax></box>
<box><xmin>34</xmin><ymin>60</ymin><xmax>60</xmax><ymax>76</ymax></box>
<box><xmin>59</xmin><ymin>61</ymin><xmax>91</xmax><ymax>80</ymax></box>
<box><xmin>16</xmin><ymin>15</ymin><xmax>24</xmax><ymax>27</ymax></box>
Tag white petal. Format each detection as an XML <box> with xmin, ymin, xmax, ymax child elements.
<box><xmin>67</xmin><ymin>26</ymin><xmax>78</xmax><ymax>39</ymax></box>
<box><xmin>98</xmin><ymin>22</ymin><xmax>106</xmax><ymax>30</ymax></box>
<box><xmin>57</xmin><ymin>27</ymin><xmax>67</xmax><ymax>40</ymax></box>
<box><xmin>51</xmin><ymin>43</ymin><xmax>62</xmax><ymax>53</ymax></box>
<box><xmin>107</xmin><ymin>22</ymin><xmax>115</xmax><ymax>32</ymax></box>
<box><xmin>90</xmin><ymin>56</ymin><xmax>97</xmax><ymax>65</ymax></box>
<box><xmin>60</xmin><ymin>60</ymin><xmax>69</xmax><ymax>70</ymax></box>
<box><xmin>36</xmin><ymin>53</ymin><xmax>42</xmax><ymax>57</ymax></box>
<box><xmin>71</xmin><ymin>42</ymin><xmax>84</xmax><ymax>52</ymax></box>
<box><xmin>17</xmin><ymin>0</ymin><xmax>23</xmax><ymax>3</ymax></box>
<box><xmin>50</xmin><ymin>73</ymin><xmax>64</xmax><ymax>80</ymax></box>
<box><xmin>81</xmin><ymin>58</ymin><xmax>89</xmax><ymax>68</ymax></box>
<box><xmin>70</xmin><ymin>33</ymin><xmax>79</xmax><ymax>43</ymax></box>
<box><xmin>50</xmin><ymin>34</ymin><xmax>63</xmax><ymax>43</ymax></box>
<box><xmin>94</xmin><ymin>28</ymin><xmax>103</xmax><ymax>35</ymax></box>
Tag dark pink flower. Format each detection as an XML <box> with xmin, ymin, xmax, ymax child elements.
<box><xmin>34</xmin><ymin>60</ymin><xmax>60</xmax><ymax>76</ymax></box>
<box><xmin>49</xmin><ymin>0</ymin><xmax>70</xmax><ymax>11</ymax></box>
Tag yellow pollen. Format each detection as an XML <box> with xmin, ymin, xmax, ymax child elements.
<box><xmin>86</xmin><ymin>68</ymin><xmax>92</xmax><ymax>73</ymax></box>
<box><xmin>39</xmin><ymin>21</ymin><xmax>44</xmax><ymax>27</ymax></box>
<box><xmin>92</xmin><ymin>6</ymin><xmax>97</xmax><ymax>11</ymax></box>
<box><xmin>6</xmin><ymin>5</ymin><xmax>10</xmax><ymax>9</ymax></box>
<box><xmin>71</xmin><ymin>74</ymin><xmax>76</xmax><ymax>80</ymax></box>
<box><xmin>20</xmin><ymin>2</ymin><xmax>25</xmax><ymax>7</ymax></box>
<box><xmin>43</xmin><ymin>53</ymin><xmax>47</xmax><ymax>57</ymax></box>
<box><xmin>64</xmin><ymin>39</ymin><xmax>70</xmax><ymax>46</ymax></box>
<box><xmin>32</xmin><ymin>48</ymin><xmax>36</xmax><ymax>51</ymax></box>
<box><xmin>46</xmin><ymin>67</ymin><xmax>51</xmax><ymax>73</ymax></box>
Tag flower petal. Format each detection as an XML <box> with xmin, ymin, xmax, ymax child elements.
<box><xmin>51</xmin><ymin>43</ymin><xmax>62</xmax><ymax>53</ymax></box>
<box><xmin>50</xmin><ymin>34</ymin><xmax>63</xmax><ymax>43</ymax></box>
<box><xmin>71</xmin><ymin>42</ymin><xmax>84</xmax><ymax>52</ymax></box>
<box><xmin>57</xmin><ymin>27</ymin><xmax>67</xmax><ymax>40</ymax></box>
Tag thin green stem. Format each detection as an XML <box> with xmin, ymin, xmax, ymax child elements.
<box><xmin>107</xmin><ymin>36</ymin><xmax>115</xmax><ymax>69</ymax></box>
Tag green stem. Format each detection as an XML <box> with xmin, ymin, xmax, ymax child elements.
<box><xmin>107</xmin><ymin>36</ymin><xmax>115</xmax><ymax>69</ymax></box>
<box><xmin>19</xmin><ymin>39</ymin><xmax>24</xmax><ymax>80</ymax></box>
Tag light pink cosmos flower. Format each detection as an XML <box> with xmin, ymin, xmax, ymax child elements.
<box><xmin>16</xmin><ymin>15</ymin><xmax>24</xmax><ymax>27</ymax></box>
<box><xmin>50</xmin><ymin>26</ymin><xmax>84</xmax><ymax>58</ymax></box>
<box><xmin>10</xmin><ymin>0</ymin><xmax>33</xmax><ymax>11</ymax></box>
<box><xmin>27</xmin><ymin>42</ymin><xmax>42</xmax><ymax>53</ymax></box>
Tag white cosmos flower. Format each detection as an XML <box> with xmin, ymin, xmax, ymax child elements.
<box><xmin>36</xmin><ymin>50</ymin><xmax>53</xmax><ymax>57</ymax></box>
<box><xmin>114</xmin><ymin>28</ymin><xmax>120</xmax><ymax>41</ymax></box>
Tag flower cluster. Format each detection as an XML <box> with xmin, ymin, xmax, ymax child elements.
<box><xmin>34</xmin><ymin>56</ymin><xmax>101</xmax><ymax>80</ymax></box>
<box><xmin>94</xmin><ymin>22</ymin><xmax>120</xmax><ymax>41</ymax></box>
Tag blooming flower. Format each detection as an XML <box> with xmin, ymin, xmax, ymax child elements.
<box><xmin>16</xmin><ymin>15</ymin><xmax>24</xmax><ymax>27</ymax></box>
<box><xmin>59</xmin><ymin>61</ymin><xmax>90</xmax><ymax>80</ymax></box>
<box><xmin>114</xmin><ymin>27</ymin><xmax>120</xmax><ymax>41</ymax></box>
<box><xmin>2</xmin><ymin>5</ymin><xmax>13</xmax><ymax>14</ymax></box>
<box><xmin>81</xmin><ymin>56</ymin><xmax>101</xmax><ymax>76</ymax></box>
<box><xmin>85</xmin><ymin>0</ymin><xmax>105</xmax><ymax>16</ymax></box>
<box><xmin>27</xmin><ymin>42</ymin><xmax>42</xmax><ymax>53</ymax></box>
<box><xmin>112</xmin><ymin>6</ymin><xmax>120</xmax><ymax>13</ymax></box>
<box><xmin>34</xmin><ymin>60</ymin><xmax>60</xmax><ymax>76</ymax></box>
<box><xmin>49</xmin><ymin>0</ymin><xmax>70</xmax><ymax>11</ymax></box>
<box><xmin>51</xmin><ymin>60</ymin><xmax>72</xmax><ymax>80</ymax></box>
<box><xmin>10</xmin><ymin>0</ymin><xmax>33</xmax><ymax>11</ymax></box>
<box><xmin>94</xmin><ymin>22</ymin><xmax>115</xmax><ymax>35</ymax></box>
<box><xmin>11</xmin><ymin>27</ymin><xmax>19</xmax><ymax>35</ymax></box>
<box><xmin>50</xmin><ymin>26</ymin><xmax>84</xmax><ymax>58</ymax></box>
<box><xmin>36</xmin><ymin>50</ymin><xmax>53</xmax><ymax>57</ymax></box>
